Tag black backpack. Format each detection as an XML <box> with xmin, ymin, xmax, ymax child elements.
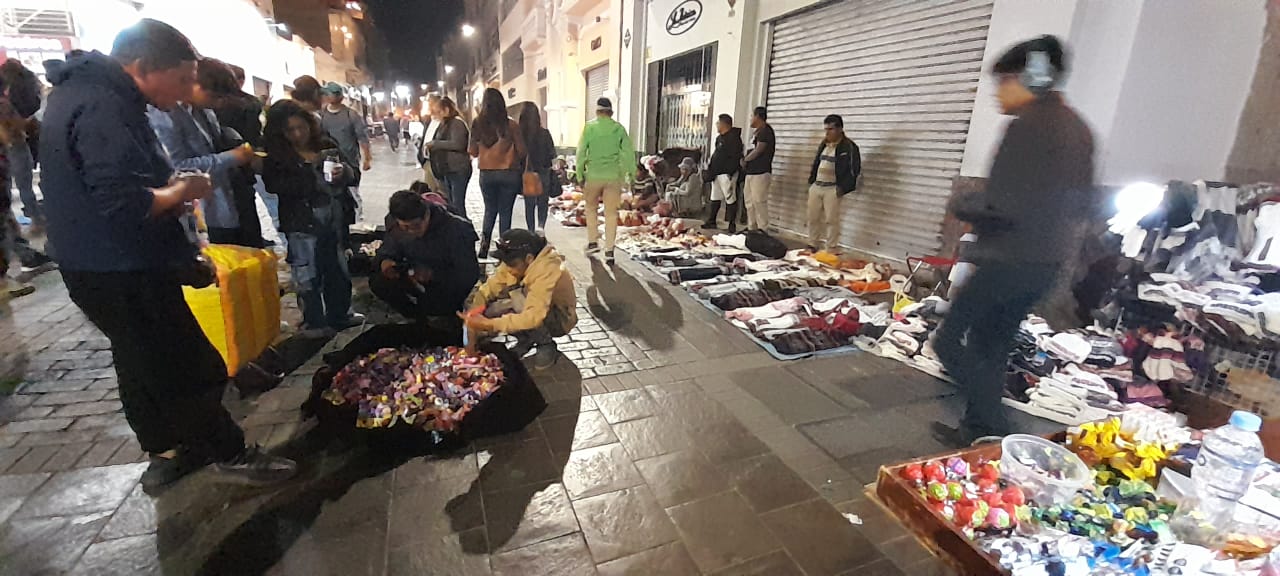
<box><xmin>7</xmin><ymin>66</ymin><xmax>40</xmax><ymax>119</ymax></box>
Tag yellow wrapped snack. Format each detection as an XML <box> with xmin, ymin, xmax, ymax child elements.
<box><xmin>184</xmin><ymin>244</ymin><xmax>281</xmax><ymax>376</ymax></box>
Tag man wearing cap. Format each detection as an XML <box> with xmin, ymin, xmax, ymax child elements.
<box><xmin>576</xmin><ymin>97</ymin><xmax>635</xmax><ymax>265</ymax></box>
<box><xmin>461</xmin><ymin>229</ymin><xmax>578</xmax><ymax>369</ymax></box>
<box><xmin>319</xmin><ymin>81</ymin><xmax>371</xmax><ymax>219</ymax></box>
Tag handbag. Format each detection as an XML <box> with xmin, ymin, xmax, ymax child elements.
<box><xmin>522</xmin><ymin>170</ymin><xmax>544</xmax><ymax>197</ymax></box>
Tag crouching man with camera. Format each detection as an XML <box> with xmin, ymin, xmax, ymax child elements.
<box><xmin>371</xmin><ymin>190</ymin><xmax>481</xmax><ymax>329</ymax></box>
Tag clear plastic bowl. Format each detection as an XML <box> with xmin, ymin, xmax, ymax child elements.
<box><xmin>1000</xmin><ymin>434</ymin><xmax>1092</xmax><ymax>506</ymax></box>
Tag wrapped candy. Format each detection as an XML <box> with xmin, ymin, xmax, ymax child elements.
<box><xmin>326</xmin><ymin>346</ymin><xmax>506</xmax><ymax>432</ymax></box>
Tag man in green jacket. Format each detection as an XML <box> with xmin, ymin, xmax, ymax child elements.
<box><xmin>577</xmin><ymin>97</ymin><xmax>635</xmax><ymax>265</ymax></box>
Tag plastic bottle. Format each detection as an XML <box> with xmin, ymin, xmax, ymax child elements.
<box><xmin>1192</xmin><ymin>410</ymin><xmax>1265</xmax><ymax>521</ymax></box>
<box><xmin>323</xmin><ymin>151</ymin><xmax>340</xmax><ymax>183</ymax></box>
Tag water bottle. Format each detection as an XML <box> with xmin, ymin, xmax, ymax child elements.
<box><xmin>1192</xmin><ymin>410</ymin><xmax>1265</xmax><ymax>522</ymax></box>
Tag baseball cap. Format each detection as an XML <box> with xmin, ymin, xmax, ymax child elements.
<box><xmin>321</xmin><ymin>82</ymin><xmax>344</xmax><ymax>95</ymax></box>
<box><xmin>596</xmin><ymin>97</ymin><xmax>613</xmax><ymax>112</ymax></box>
<box><xmin>492</xmin><ymin>229</ymin><xmax>545</xmax><ymax>263</ymax></box>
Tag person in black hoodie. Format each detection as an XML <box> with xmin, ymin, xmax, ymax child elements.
<box><xmin>371</xmin><ymin>190</ymin><xmax>481</xmax><ymax>328</ymax></box>
<box><xmin>39</xmin><ymin>19</ymin><xmax>296</xmax><ymax>490</ymax></box>
<box><xmin>932</xmin><ymin>35</ymin><xmax>1096</xmax><ymax>447</ymax></box>
<box><xmin>805</xmin><ymin>114</ymin><xmax>860</xmax><ymax>250</ymax></box>
<box><xmin>703</xmin><ymin>114</ymin><xmax>743</xmax><ymax>232</ymax></box>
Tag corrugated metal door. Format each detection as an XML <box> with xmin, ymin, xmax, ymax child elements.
<box><xmin>586</xmin><ymin>64</ymin><xmax>610</xmax><ymax>121</ymax></box>
<box><xmin>764</xmin><ymin>0</ymin><xmax>993</xmax><ymax>259</ymax></box>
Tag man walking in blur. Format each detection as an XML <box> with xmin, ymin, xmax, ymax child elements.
<box><xmin>741</xmin><ymin>106</ymin><xmax>775</xmax><ymax>233</ymax></box>
<box><xmin>806</xmin><ymin>114</ymin><xmax>861</xmax><ymax>250</ymax></box>
<box><xmin>319</xmin><ymin>82</ymin><xmax>371</xmax><ymax>220</ymax></box>
<box><xmin>383</xmin><ymin>111</ymin><xmax>401</xmax><ymax>151</ymax></box>
<box><xmin>40</xmin><ymin>19</ymin><xmax>296</xmax><ymax>491</ymax></box>
<box><xmin>933</xmin><ymin>36</ymin><xmax>1095</xmax><ymax>447</ymax></box>
<box><xmin>577</xmin><ymin>97</ymin><xmax>635</xmax><ymax>266</ymax></box>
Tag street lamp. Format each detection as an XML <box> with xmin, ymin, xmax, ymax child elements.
<box><xmin>420</xmin><ymin>83</ymin><xmax>429</xmax><ymax>90</ymax></box>
<box><xmin>394</xmin><ymin>85</ymin><xmax>410</xmax><ymax>98</ymax></box>
<box><xmin>437</xmin><ymin>80</ymin><xmax>445</xmax><ymax>88</ymax></box>
<box><xmin>461</xmin><ymin>24</ymin><xmax>475</xmax><ymax>37</ymax></box>
<box><xmin>444</xmin><ymin>65</ymin><xmax>454</xmax><ymax>75</ymax></box>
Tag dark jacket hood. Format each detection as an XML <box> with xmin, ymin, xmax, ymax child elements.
<box><xmin>48</xmin><ymin>51</ymin><xmax>140</xmax><ymax>102</ymax></box>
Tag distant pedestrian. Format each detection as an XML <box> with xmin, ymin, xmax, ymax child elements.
<box><xmin>469</xmin><ymin>88</ymin><xmax>525</xmax><ymax>258</ymax></box>
<box><xmin>806</xmin><ymin>114</ymin><xmax>860</xmax><ymax>250</ymax></box>
<box><xmin>418</xmin><ymin>94</ymin><xmax>443</xmax><ymax>191</ymax></box>
<box><xmin>427</xmin><ymin>97</ymin><xmax>472</xmax><ymax>216</ymax></box>
<box><xmin>933</xmin><ymin>35</ymin><xmax>1095</xmax><ymax>447</ymax></box>
<box><xmin>703</xmin><ymin>113</ymin><xmax>743</xmax><ymax>232</ymax></box>
<box><xmin>262</xmin><ymin>99</ymin><xmax>363</xmax><ymax>336</ymax></box>
<box><xmin>741</xmin><ymin>106</ymin><xmax>775</xmax><ymax>232</ymax></box>
<box><xmin>577</xmin><ymin>97</ymin><xmax>635</xmax><ymax>265</ymax></box>
<box><xmin>40</xmin><ymin>19</ymin><xmax>296</xmax><ymax>490</ymax></box>
<box><xmin>519</xmin><ymin>102</ymin><xmax>556</xmax><ymax>232</ymax></box>
<box><xmin>382</xmin><ymin>111</ymin><xmax>400</xmax><ymax>151</ymax></box>
<box><xmin>1</xmin><ymin>60</ymin><xmax>42</xmax><ymax>228</ymax></box>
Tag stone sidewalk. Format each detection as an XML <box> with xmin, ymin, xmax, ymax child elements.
<box><xmin>0</xmin><ymin>141</ymin><xmax>967</xmax><ymax>575</ymax></box>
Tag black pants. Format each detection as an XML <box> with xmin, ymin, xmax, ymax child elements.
<box><xmin>934</xmin><ymin>261</ymin><xmax>1060</xmax><ymax>437</ymax></box>
<box><xmin>369</xmin><ymin>272</ymin><xmax>464</xmax><ymax>321</ymax></box>
<box><xmin>233</xmin><ymin>183</ymin><xmax>265</xmax><ymax>248</ymax></box>
<box><xmin>62</xmin><ymin>269</ymin><xmax>244</xmax><ymax>461</ymax></box>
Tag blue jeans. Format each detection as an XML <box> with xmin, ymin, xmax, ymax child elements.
<box><xmin>478</xmin><ymin>169</ymin><xmax>520</xmax><ymax>254</ymax></box>
<box><xmin>8</xmin><ymin>142</ymin><xmax>38</xmax><ymax>221</ymax></box>
<box><xmin>439</xmin><ymin>168</ymin><xmax>472</xmax><ymax>218</ymax></box>
<box><xmin>286</xmin><ymin>203</ymin><xmax>352</xmax><ymax>329</ymax></box>
<box><xmin>524</xmin><ymin>170</ymin><xmax>552</xmax><ymax>231</ymax></box>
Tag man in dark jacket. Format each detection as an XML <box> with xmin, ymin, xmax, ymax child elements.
<box><xmin>39</xmin><ymin>19</ymin><xmax>296</xmax><ymax>490</ymax></box>
<box><xmin>806</xmin><ymin>114</ymin><xmax>861</xmax><ymax>250</ymax></box>
<box><xmin>703</xmin><ymin>114</ymin><xmax>743</xmax><ymax>232</ymax></box>
<box><xmin>371</xmin><ymin>190</ymin><xmax>481</xmax><ymax>327</ymax></box>
<box><xmin>933</xmin><ymin>35</ymin><xmax>1095</xmax><ymax>447</ymax></box>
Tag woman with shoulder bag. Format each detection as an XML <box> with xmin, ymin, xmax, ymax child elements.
<box><xmin>425</xmin><ymin>97</ymin><xmax>472</xmax><ymax>217</ymax></box>
<box><xmin>468</xmin><ymin>89</ymin><xmax>526</xmax><ymax>258</ymax></box>
<box><xmin>262</xmin><ymin>100</ymin><xmax>361</xmax><ymax>336</ymax></box>
<box><xmin>518</xmin><ymin>102</ymin><xmax>556</xmax><ymax>232</ymax></box>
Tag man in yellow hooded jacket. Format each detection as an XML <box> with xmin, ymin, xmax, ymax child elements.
<box><xmin>461</xmin><ymin>229</ymin><xmax>578</xmax><ymax>369</ymax></box>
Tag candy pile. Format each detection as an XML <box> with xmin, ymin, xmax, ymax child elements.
<box><xmin>1032</xmin><ymin>480</ymin><xmax>1178</xmax><ymax>545</ymax></box>
<box><xmin>323</xmin><ymin>347</ymin><xmax>505</xmax><ymax>431</ymax></box>
<box><xmin>1069</xmin><ymin>419</ymin><xmax>1179</xmax><ymax>485</ymax></box>
<box><xmin>900</xmin><ymin>456</ymin><xmax>1030</xmax><ymax>539</ymax></box>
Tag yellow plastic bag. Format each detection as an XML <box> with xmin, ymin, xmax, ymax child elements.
<box><xmin>184</xmin><ymin>244</ymin><xmax>281</xmax><ymax>376</ymax></box>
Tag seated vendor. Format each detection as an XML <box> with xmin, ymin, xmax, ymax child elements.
<box><xmin>664</xmin><ymin>157</ymin><xmax>700</xmax><ymax>201</ymax></box>
<box><xmin>371</xmin><ymin>190</ymin><xmax>481</xmax><ymax>327</ymax></box>
<box><xmin>632</xmin><ymin>164</ymin><xmax>659</xmax><ymax>212</ymax></box>
<box><xmin>461</xmin><ymin>229</ymin><xmax>578</xmax><ymax>369</ymax></box>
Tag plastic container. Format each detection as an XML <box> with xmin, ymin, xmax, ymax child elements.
<box><xmin>1000</xmin><ymin>434</ymin><xmax>1092</xmax><ymax>506</ymax></box>
<box><xmin>1192</xmin><ymin>410</ymin><xmax>1265</xmax><ymax>523</ymax></box>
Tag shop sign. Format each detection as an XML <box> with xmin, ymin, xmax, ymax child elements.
<box><xmin>666</xmin><ymin>0</ymin><xmax>702</xmax><ymax>36</ymax></box>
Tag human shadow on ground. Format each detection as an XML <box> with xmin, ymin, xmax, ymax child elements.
<box><xmin>586</xmin><ymin>258</ymin><xmax>683</xmax><ymax>351</ymax></box>
<box><xmin>448</xmin><ymin>353</ymin><xmax>582</xmax><ymax>554</ymax></box>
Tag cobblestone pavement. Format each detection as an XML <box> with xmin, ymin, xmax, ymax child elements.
<box><xmin>0</xmin><ymin>141</ymin><xmax>967</xmax><ymax>575</ymax></box>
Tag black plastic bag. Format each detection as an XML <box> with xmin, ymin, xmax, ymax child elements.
<box><xmin>303</xmin><ymin>323</ymin><xmax>546</xmax><ymax>452</ymax></box>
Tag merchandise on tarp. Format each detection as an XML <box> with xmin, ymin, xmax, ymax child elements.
<box><xmin>303</xmin><ymin>323</ymin><xmax>546</xmax><ymax>452</ymax></box>
<box><xmin>348</xmin><ymin>229</ymin><xmax>385</xmax><ymax>277</ymax></box>
<box><xmin>184</xmin><ymin>244</ymin><xmax>281</xmax><ymax>376</ymax></box>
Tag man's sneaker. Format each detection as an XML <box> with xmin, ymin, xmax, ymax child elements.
<box><xmin>141</xmin><ymin>451</ymin><xmax>209</xmax><ymax>492</ymax></box>
<box><xmin>212</xmin><ymin>445</ymin><xmax>298</xmax><ymax>486</ymax></box>
<box><xmin>703</xmin><ymin>221</ymin><xmax>719</xmax><ymax>230</ymax></box>
<box><xmin>509</xmin><ymin>336</ymin><xmax>535</xmax><ymax>358</ymax></box>
<box><xmin>530</xmin><ymin>344</ymin><xmax>559</xmax><ymax>370</ymax></box>
<box><xmin>585</xmin><ymin>242</ymin><xmax>599</xmax><ymax>254</ymax></box>
<box><xmin>604</xmin><ymin>250</ymin><xmax>615</xmax><ymax>266</ymax></box>
<box><xmin>19</xmin><ymin>252</ymin><xmax>56</xmax><ymax>277</ymax></box>
<box><xmin>298</xmin><ymin>325</ymin><xmax>336</xmax><ymax>340</ymax></box>
<box><xmin>0</xmin><ymin>279</ymin><xmax>35</xmax><ymax>303</ymax></box>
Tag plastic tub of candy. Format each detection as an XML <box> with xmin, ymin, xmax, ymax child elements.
<box><xmin>1000</xmin><ymin>434</ymin><xmax>1092</xmax><ymax>506</ymax></box>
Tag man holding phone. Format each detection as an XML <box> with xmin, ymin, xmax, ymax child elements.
<box><xmin>371</xmin><ymin>190</ymin><xmax>480</xmax><ymax>328</ymax></box>
<box><xmin>40</xmin><ymin>20</ymin><xmax>296</xmax><ymax>491</ymax></box>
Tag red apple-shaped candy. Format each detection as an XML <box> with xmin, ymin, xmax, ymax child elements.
<box><xmin>977</xmin><ymin>462</ymin><xmax>1000</xmax><ymax>482</ymax></box>
<box><xmin>981</xmin><ymin>491</ymin><xmax>1004</xmax><ymax>507</ymax></box>
<box><xmin>1001</xmin><ymin>485</ymin><xmax>1026</xmax><ymax>507</ymax></box>
<box><xmin>923</xmin><ymin>461</ymin><xmax>946</xmax><ymax>483</ymax></box>
<box><xmin>900</xmin><ymin>463</ymin><xmax>924</xmax><ymax>484</ymax></box>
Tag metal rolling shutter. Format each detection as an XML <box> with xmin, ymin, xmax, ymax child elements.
<box><xmin>765</xmin><ymin>0</ymin><xmax>993</xmax><ymax>260</ymax></box>
<box><xmin>586</xmin><ymin>64</ymin><xmax>610</xmax><ymax>121</ymax></box>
